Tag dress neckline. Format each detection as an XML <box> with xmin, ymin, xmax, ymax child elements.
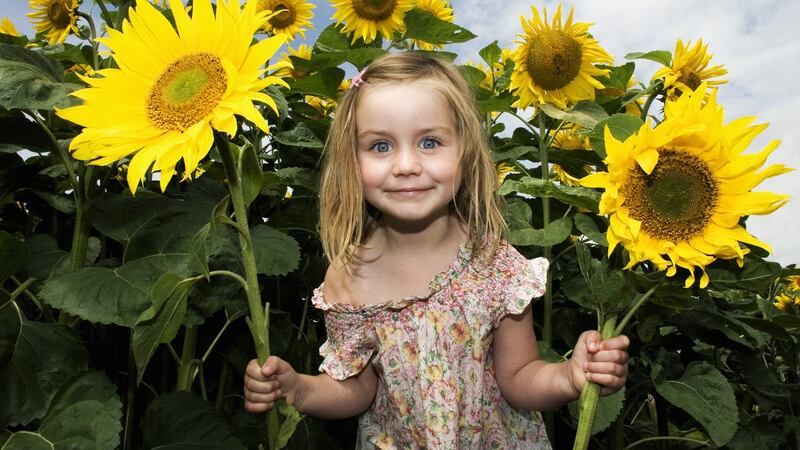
<box><xmin>312</xmin><ymin>241</ymin><xmax>475</xmax><ymax>314</ymax></box>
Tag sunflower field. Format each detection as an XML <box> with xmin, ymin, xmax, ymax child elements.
<box><xmin>0</xmin><ymin>0</ymin><xmax>798</xmax><ymax>449</ymax></box>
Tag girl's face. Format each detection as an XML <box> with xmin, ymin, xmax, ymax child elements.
<box><xmin>355</xmin><ymin>79</ymin><xmax>462</xmax><ymax>228</ymax></box>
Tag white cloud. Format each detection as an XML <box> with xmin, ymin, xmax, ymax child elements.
<box><xmin>452</xmin><ymin>0</ymin><xmax>800</xmax><ymax>266</ymax></box>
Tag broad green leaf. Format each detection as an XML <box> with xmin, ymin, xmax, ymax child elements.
<box><xmin>141</xmin><ymin>391</ymin><xmax>246</xmax><ymax>450</ymax></box>
<box><xmin>476</xmin><ymin>91</ymin><xmax>515</xmax><ymax>114</ymax></box>
<box><xmin>0</xmin><ymin>44</ymin><xmax>81</xmax><ymax>110</ymax></box>
<box><xmin>24</xmin><ymin>234</ymin><xmax>68</xmax><ymax>281</ymax></box>
<box><xmin>132</xmin><ymin>273</ymin><xmax>196</xmax><ymax>383</ymax></box>
<box><xmin>625</xmin><ymin>50</ymin><xmax>672</xmax><ymax>66</ymax></box>
<box><xmin>548</xmin><ymin>148</ymin><xmax>602</xmax><ymax>169</ymax></box>
<box><xmin>726</xmin><ymin>416</ymin><xmax>784</xmax><ymax>450</ymax></box>
<box><xmin>308</xmin><ymin>47</ymin><xmax>387</xmax><ymax>71</ymax></box>
<box><xmin>188</xmin><ymin>223</ymin><xmax>212</xmax><ymax>280</ymax></box>
<box><xmin>500</xmin><ymin>177</ymin><xmax>600</xmax><ymax>212</ymax></box>
<box><xmin>479</xmin><ymin>40</ymin><xmax>502</xmax><ymax>67</ymax></box>
<box><xmin>44</xmin><ymin>371</ymin><xmax>121</xmax><ymax>420</ymax></box>
<box><xmin>251</xmin><ymin>225</ymin><xmax>300</xmax><ymax>276</ymax></box>
<box><xmin>568</xmin><ymin>387</ymin><xmax>625</xmax><ymax>435</ymax></box>
<box><xmin>1</xmin><ymin>432</ymin><xmax>53</xmax><ymax>450</ymax></box>
<box><xmin>539</xmin><ymin>101</ymin><xmax>609</xmax><ymax>129</ymax></box>
<box><xmin>0</xmin><ymin>300</ymin><xmax>20</xmax><ymax>376</ymax></box>
<box><xmin>707</xmin><ymin>255</ymin><xmax>782</xmax><ymax>297</ymax></box>
<box><xmin>403</xmin><ymin>9</ymin><xmax>476</xmax><ymax>44</ymax></box>
<box><xmin>239</xmin><ymin>144</ymin><xmax>262</xmax><ymax>207</ymax></box>
<box><xmin>575</xmin><ymin>242</ymin><xmax>634</xmax><ymax>313</ymax></box>
<box><xmin>596</xmin><ymin>62</ymin><xmax>635</xmax><ymax>92</ymax></box>
<box><xmin>276</xmin><ymin>401</ymin><xmax>303</xmax><ymax>449</ymax></box>
<box><xmin>274</xmin><ymin>122</ymin><xmax>324</xmax><ymax>149</ymax></box>
<box><xmin>588</xmin><ymin>114</ymin><xmax>644</xmax><ymax>159</ymax></box>
<box><xmin>507</xmin><ymin>217</ymin><xmax>572</xmax><ymax>247</ymax></box>
<box><xmin>504</xmin><ymin>198</ymin><xmax>532</xmax><ymax>231</ymax></box>
<box><xmin>654</xmin><ymin>361</ymin><xmax>737</xmax><ymax>446</ymax></box>
<box><xmin>288</xmin><ymin>67</ymin><xmax>345</xmax><ymax>99</ymax></box>
<box><xmin>574</xmin><ymin>213</ymin><xmax>607</xmax><ymax>247</ymax></box>
<box><xmin>0</xmin><ymin>315</ymin><xmax>87</xmax><ymax>427</ymax></box>
<box><xmin>39</xmin><ymin>253</ymin><xmax>189</xmax><ymax>327</ymax></box>
<box><xmin>493</xmin><ymin>145</ymin><xmax>536</xmax><ymax>162</ymax></box>
<box><xmin>0</xmin><ymin>231</ymin><xmax>27</xmax><ymax>283</ymax></box>
<box><xmin>0</xmin><ymin>110</ymin><xmax>51</xmax><ymax>153</ymax></box>
<box><xmin>314</xmin><ymin>24</ymin><xmax>350</xmax><ymax>52</ymax></box>
<box><xmin>31</xmin><ymin>190</ymin><xmax>74</xmax><ymax>214</ymax></box>
<box><xmin>38</xmin><ymin>400</ymin><xmax>121</xmax><ymax>450</ymax></box>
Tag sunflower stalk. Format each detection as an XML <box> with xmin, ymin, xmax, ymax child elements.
<box><xmin>573</xmin><ymin>316</ymin><xmax>617</xmax><ymax>450</ymax></box>
<box><xmin>215</xmin><ymin>133</ymin><xmax>282</xmax><ymax>450</ymax></box>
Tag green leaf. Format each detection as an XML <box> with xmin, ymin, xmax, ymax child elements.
<box><xmin>239</xmin><ymin>144</ymin><xmax>262</xmax><ymax>207</ymax></box>
<box><xmin>0</xmin><ymin>231</ymin><xmax>27</xmax><ymax>283</ymax></box>
<box><xmin>188</xmin><ymin>223</ymin><xmax>212</xmax><ymax>280</ymax></box>
<box><xmin>276</xmin><ymin>401</ymin><xmax>303</xmax><ymax>449</ymax></box>
<box><xmin>308</xmin><ymin>47</ymin><xmax>387</xmax><ymax>71</ymax></box>
<box><xmin>36</xmin><ymin>371</ymin><xmax>122</xmax><ymax>450</ymax></box>
<box><xmin>507</xmin><ymin>217</ymin><xmax>572</xmax><ymax>247</ymax></box>
<box><xmin>403</xmin><ymin>9</ymin><xmax>476</xmax><ymax>44</ymax></box>
<box><xmin>30</xmin><ymin>190</ymin><xmax>75</xmax><ymax>214</ymax></box>
<box><xmin>504</xmin><ymin>198</ymin><xmax>532</xmax><ymax>231</ymax></box>
<box><xmin>0</xmin><ymin>110</ymin><xmax>51</xmax><ymax>153</ymax></box>
<box><xmin>654</xmin><ymin>361</ymin><xmax>738</xmax><ymax>446</ymax></box>
<box><xmin>625</xmin><ymin>50</ymin><xmax>672</xmax><ymax>67</ymax></box>
<box><xmin>1</xmin><ymin>432</ymin><xmax>53</xmax><ymax>450</ymax></box>
<box><xmin>287</xmin><ymin>67</ymin><xmax>345</xmax><ymax>99</ymax></box>
<box><xmin>274</xmin><ymin>122</ymin><xmax>324</xmax><ymax>149</ymax></box>
<box><xmin>596</xmin><ymin>62</ymin><xmax>636</xmax><ymax>92</ymax></box>
<box><xmin>726</xmin><ymin>416</ymin><xmax>784</xmax><ymax>450</ymax></box>
<box><xmin>539</xmin><ymin>101</ymin><xmax>609</xmax><ymax>129</ymax></box>
<box><xmin>251</xmin><ymin>225</ymin><xmax>300</xmax><ymax>276</ymax></box>
<box><xmin>0</xmin><ymin>44</ymin><xmax>81</xmax><ymax>110</ymax></box>
<box><xmin>500</xmin><ymin>177</ymin><xmax>600</xmax><ymax>212</ymax></box>
<box><xmin>588</xmin><ymin>114</ymin><xmax>644</xmax><ymax>159</ymax></box>
<box><xmin>568</xmin><ymin>387</ymin><xmax>625</xmax><ymax>435</ymax></box>
<box><xmin>39</xmin><ymin>254</ymin><xmax>189</xmax><ymax>327</ymax></box>
<box><xmin>476</xmin><ymin>91</ymin><xmax>515</xmax><ymax>115</ymax></box>
<box><xmin>0</xmin><ymin>299</ymin><xmax>21</xmax><ymax>377</ymax></box>
<box><xmin>314</xmin><ymin>24</ymin><xmax>350</xmax><ymax>52</ymax></box>
<box><xmin>0</xmin><ymin>311</ymin><xmax>88</xmax><ymax>427</ymax></box>
<box><xmin>574</xmin><ymin>242</ymin><xmax>634</xmax><ymax>313</ymax></box>
<box><xmin>479</xmin><ymin>40</ymin><xmax>502</xmax><ymax>67</ymax></box>
<box><xmin>142</xmin><ymin>391</ymin><xmax>246</xmax><ymax>450</ymax></box>
<box><xmin>132</xmin><ymin>273</ymin><xmax>196</xmax><ymax>383</ymax></box>
<box><xmin>574</xmin><ymin>213</ymin><xmax>607</xmax><ymax>247</ymax></box>
<box><xmin>24</xmin><ymin>234</ymin><xmax>68</xmax><ymax>281</ymax></box>
<box><xmin>707</xmin><ymin>255</ymin><xmax>782</xmax><ymax>297</ymax></box>
<box><xmin>493</xmin><ymin>145</ymin><xmax>536</xmax><ymax>163</ymax></box>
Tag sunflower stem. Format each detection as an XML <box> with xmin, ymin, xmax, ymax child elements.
<box><xmin>506</xmin><ymin>110</ymin><xmax>541</xmax><ymax>143</ymax></box>
<box><xmin>215</xmin><ymin>132</ymin><xmax>281</xmax><ymax>450</ymax></box>
<box><xmin>614</xmin><ymin>284</ymin><xmax>659</xmax><ymax>336</ymax></box>
<box><xmin>95</xmin><ymin>0</ymin><xmax>115</xmax><ymax>32</ymax></box>
<box><xmin>640</xmin><ymin>91</ymin><xmax>659</xmax><ymax>123</ymax></box>
<box><xmin>573</xmin><ymin>316</ymin><xmax>617</xmax><ymax>450</ymax></box>
<box><xmin>76</xmin><ymin>11</ymin><xmax>100</xmax><ymax>70</ymax></box>
<box><xmin>176</xmin><ymin>325</ymin><xmax>198</xmax><ymax>391</ymax></box>
<box><xmin>537</xmin><ymin>111</ymin><xmax>553</xmax><ymax>348</ymax></box>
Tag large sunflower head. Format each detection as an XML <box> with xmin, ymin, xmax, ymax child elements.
<box><xmin>57</xmin><ymin>0</ymin><xmax>288</xmax><ymax>193</ymax></box>
<box><xmin>330</xmin><ymin>0</ymin><xmax>415</xmax><ymax>44</ymax></box>
<box><xmin>274</xmin><ymin>43</ymin><xmax>312</xmax><ymax>79</ymax></box>
<box><xmin>27</xmin><ymin>0</ymin><xmax>79</xmax><ymax>44</ymax></box>
<box><xmin>257</xmin><ymin>0</ymin><xmax>315</xmax><ymax>41</ymax></box>
<box><xmin>411</xmin><ymin>0</ymin><xmax>455</xmax><ymax>50</ymax></box>
<box><xmin>652</xmin><ymin>39</ymin><xmax>728</xmax><ymax>100</ymax></box>
<box><xmin>580</xmin><ymin>85</ymin><xmax>791</xmax><ymax>288</ymax></box>
<box><xmin>551</xmin><ymin>127</ymin><xmax>592</xmax><ymax>186</ymax></box>
<box><xmin>1</xmin><ymin>16</ymin><xmax>22</xmax><ymax>36</ymax></box>
<box><xmin>509</xmin><ymin>4</ymin><xmax>613</xmax><ymax>110</ymax></box>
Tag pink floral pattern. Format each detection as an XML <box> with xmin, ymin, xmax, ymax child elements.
<box><xmin>312</xmin><ymin>241</ymin><xmax>550</xmax><ymax>449</ymax></box>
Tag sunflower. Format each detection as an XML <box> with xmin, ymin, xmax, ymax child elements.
<box><xmin>580</xmin><ymin>85</ymin><xmax>791</xmax><ymax>288</ymax></box>
<box><xmin>497</xmin><ymin>162</ymin><xmax>517</xmax><ymax>185</ymax></box>
<box><xmin>274</xmin><ymin>43</ymin><xmax>312</xmax><ymax>79</ymax></box>
<box><xmin>785</xmin><ymin>275</ymin><xmax>800</xmax><ymax>292</ymax></box>
<box><xmin>551</xmin><ymin>127</ymin><xmax>592</xmax><ymax>186</ymax></box>
<box><xmin>330</xmin><ymin>0</ymin><xmax>415</xmax><ymax>44</ymax></box>
<box><xmin>57</xmin><ymin>0</ymin><xmax>288</xmax><ymax>193</ymax></box>
<box><xmin>652</xmin><ymin>39</ymin><xmax>727</xmax><ymax>100</ymax></box>
<box><xmin>27</xmin><ymin>0</ymin><xmax>79</xmax><ymax>44</ymax></box>
<box><xmin>774</xmin><ymin>293</ymin><xmax>797</xmax><ymax>313</ymax></box>
<box><xmin>1</xmin><ymin>17</ymin><xmax>21</xmax><ymax>36</ymax></box>
<box><xmin>510</xmin><ymin>4</ymin><xmax>613</xmax><ymax>110</ymax></box>
<box><xmin>257</xmin><ymin>0</ymin><xmax>314</xmax><ymax>41</ymax></box>
<box><xmin>411</xmin><ymin>0</ymin><xmax>454</xmax><ymax>50</ymax></box>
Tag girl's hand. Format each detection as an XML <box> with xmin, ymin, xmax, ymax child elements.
<box><xmin>244</xmin><ymin>356</ymin><xmax>301</xmax><ymax>412</ymax></box>
<box><xmin>568</xmin><ymin>331</ymin><xmax>630</xmax><ymax>396</ymax></box>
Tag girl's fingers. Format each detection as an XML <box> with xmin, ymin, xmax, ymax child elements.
<box><xmin>585</xmin><ymin>372</ymin><xmax>625</xmax><ymax>389</ymax></box>
<box><xmin>246</xmin><ymin>359</ymin><xmax>268</xmax><ymax>381</ymax></box>
<box><xmin>244</xmin><ymin>377</ymin><xmax>280</xmax><ymax>394</ymax></box>
<box><xmin>589</xmin><ymin>349</ymin><xmax>629</xmax><ymax>364</ymax></box>
<box><xmin>600</xmin><ymin>335</ymin><xmax>630</xmax><ymax>350</ymax></box>
<box><xmin>584</xmin><ymin>361</ymin><xmax>627</xmax><ymax>377</ymax></box>
<box><xmin>244</xmin><ymin>400</ymin><xmax>274</xmax><ymax>413</ymax></box>
<box><xmin>244</xmin><ymin>389</ymin><xmax>282</xmax><ymax>404</ymax></box>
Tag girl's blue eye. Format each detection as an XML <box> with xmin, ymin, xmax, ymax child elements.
<box><xmin>420</xmin><ymin>137</ymin><xmax>439</xmax><ymax>149</ymax></box>
<box><xmin>371</xmin><ymin>141</ymin><xmax>391</xmax><ymax>153</ymax></box>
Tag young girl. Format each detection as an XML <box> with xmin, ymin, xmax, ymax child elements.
<box><xmin>244</xmin><ymin>53</ymin><xmax>629</xmax><ymax>448</ymax></box>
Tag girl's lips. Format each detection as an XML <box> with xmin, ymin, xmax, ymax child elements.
<box><xmin>388</xmin><ymin>187</ymin><xmax>431</xmax><ymax>197</ymax></box>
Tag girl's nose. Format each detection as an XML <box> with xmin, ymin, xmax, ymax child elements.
<box><xmin>391</xmin><ymin>147</ymin><xmax>422</xmax><ymax>176</ymax></box>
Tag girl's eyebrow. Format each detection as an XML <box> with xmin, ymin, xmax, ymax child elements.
<box><xmin>357</xmin><ymin>126</ymin><xmax>454</xmax><ymax>139</ymax></box>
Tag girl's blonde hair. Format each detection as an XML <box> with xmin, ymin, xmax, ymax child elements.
<box><xmin>320</xmin><ymin>52</ymin><xmax>505</xmax><ymax>267</ymax></box>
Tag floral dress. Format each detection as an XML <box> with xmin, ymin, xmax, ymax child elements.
<box><xmin>311</xmin><ymin>241</ymin><xmax>551</xmax><ymax>449</ymax></box>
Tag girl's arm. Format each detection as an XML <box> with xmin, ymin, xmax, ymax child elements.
<box><xmin>492</xmin><ymin>305</ymin><xmax>629</xmax><ymax>411</ymax></box>
<box><xmin>244</xmin><ymin>356</ymin><xmax>378</xmax><ymax>419</ymax></box>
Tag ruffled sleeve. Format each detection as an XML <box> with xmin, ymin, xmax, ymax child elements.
<box><xmin>487</xmin><ymin>244</ymin><xmax>549</xmax><ymax>328</ymax></box>
<box><xmin>312</xmin><ymin>285</ymin><xmax>379</xmax><ymax>380</ymax></box>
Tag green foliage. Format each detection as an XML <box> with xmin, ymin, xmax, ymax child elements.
<box><xmin>0</xmin><ymin>44</ymin><xmax>81</xmax><ymax>110</ymax></box>
<box><xmin>403</xmin><ymin>9</ymin><xmax>476</xmax><ymax>45</ymax></box>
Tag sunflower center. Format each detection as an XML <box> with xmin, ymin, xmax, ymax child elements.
<box><xmin>268</xmin><ymin>4</ymin><xmax>296</xmax><ymax>29</ymax></box>
<box><xmin>622</xmin><ymin>149</ymin><xmax>719</xmax><ymax>242</ymax></box>
<box><xmin>679</xmin><ymin>71</ymin><xmax>702</xmax><ymax>92</ymax></box>
<box><xmin>47</xmin><ymin>0</ymin><xmax>72</xmax><ymax>28</ymax></box>
<box><xmin>352</xmin><ymin>0</ymin><xmax>396</xmax><ymax>21</ymax></box>
<box><xmin>147</xmin><ymin>53</ymin><xmax>227</xmax><ymax>132</ymax></box>
<box><xmin>525</xmin><ymin>30</ymin><xmax>582</xmax><ymax>90</ymax></box>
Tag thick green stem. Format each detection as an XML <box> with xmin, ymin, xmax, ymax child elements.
<box><xmin>573</xmin><ymin>317</ymin><xmax>617</xmax><ymax>450</ymax></box>
<box><xmin>215</xmin><ymin>134</ymin><xmax>280</xmax><ymax>450</ymax></box>
<box><xmin>123</xmin><ymin>333</ymin><xmax>136</xmax><ymax>450</ymax></box>
<box><xmin>176</xmin><ymin>326</ymin><xmax>198</xmax><ymax>392</ymax></box>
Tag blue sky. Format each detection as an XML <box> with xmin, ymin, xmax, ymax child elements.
<box><xmin>4</xmin><ymin>0</ymin><xmax>799</xmax><ymax>265</ymax></box>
